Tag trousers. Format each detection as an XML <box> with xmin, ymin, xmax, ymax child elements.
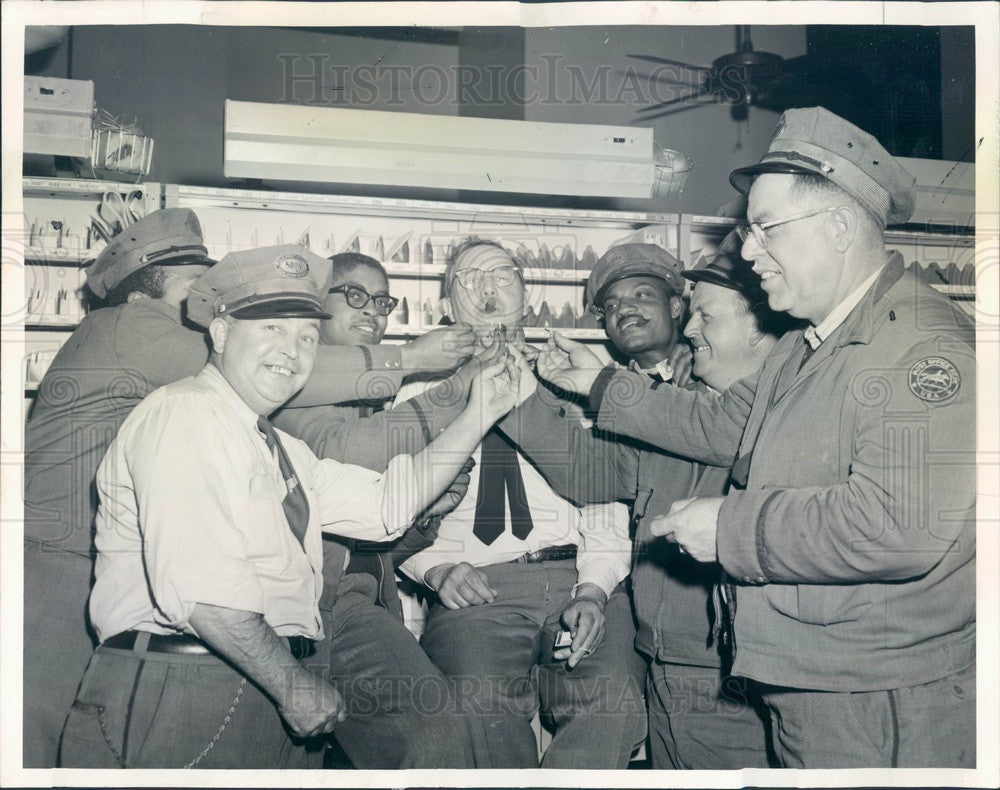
<box><xmin>757</xmin><ymin>663</ymin><xmax>976</xmax><ymax>768</ymax></box>
<box><xmin>319</xmin><ymin>583</ymin><xmax>475</xmax><ymax>769</ymax></box>
<box><xmin>420</xmin><ymin>559</ymin><xmax>647</xmax><ymax>769</ymax></box>
<box><xmin>58</xmin><ymin>637</ymin><xmax>319</xmax><ymax>768</ymax></box>
<box><xmin>23</xmin><ymin>540</ymin><xmax>96</xmax><ymax>768</ymax></box>
<box><xmin>646</xmin><ymin>661</ymin><xmax>773</xmax><ymax>769</ymax></box>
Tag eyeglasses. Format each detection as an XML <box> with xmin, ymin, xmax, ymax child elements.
<box><xmin>328</xmin><ymin>284</ymin><xmax>399</xmax><ymax>316</ymax></box>
<box><xmin>451</xmin><ymin>264</ymin><xmax>521</xmax><ymax>291</ymax></box>
<box><xmin>736</xmin><ymin>205</ymin><xmax>844</xmax><ymax>248</ymax></box>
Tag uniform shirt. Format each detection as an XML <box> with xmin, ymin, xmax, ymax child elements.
<box><xmin>90</xmin><ymin>364</ymin><xmax>420</xmax><ymax>643</ymax></box>
<box><xmin>395</xmin><ymin>380</ymin><xmax>631</xmax><ymax>597</ymax></box>
<box><xmin>25</xmin><ymin>297</ymin><xmax>408</xmax><ymax>554</ymax></box>
<box><xmin>25</xmin><ymin>299</ymin><xmax>206</xmax><ymax>552</ymax></box>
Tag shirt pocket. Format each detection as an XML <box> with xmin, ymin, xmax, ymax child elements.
<box><xmin>765</xmin><ymin>582</ymin><xmax>873</xmax><ymax>626</ymax></box>
<box><xmin>245</xmin><ymin>471</ymin><xmax>294</xmax><ymax>573</ymax></box>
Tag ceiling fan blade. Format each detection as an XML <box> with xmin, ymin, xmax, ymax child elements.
<box><xmin>634</xmin><ymin>95</ymin><xmax>720</xmax><ymax>122</ymax></box>
<box><xmin>628</xmin><ymin>53</ymin><xmax>711</xmax><ymax>72</ymax></box>
<box><xmin>620</xmin><ymin>68</ymin><xmax>705</xmax><ymax>87</ymax></box>
<box><xmin>636</xmin><ymin>88</ymin><xmax>713</xmax><ymax>112</ymax></box>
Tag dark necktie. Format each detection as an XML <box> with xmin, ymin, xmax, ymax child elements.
<box><xmin>257</xmin><ymin>416</ymin><xmax>310</xmax><ymax>548</ymax></box>
<box><xmin>472</xmin><ymin>428</ymin><xmax>534</xmax><ymax>546</ymax></box>
<box><xmin>798</xmin><ymin>335</ymin><xmax>817</xmax><ymax>372</ymax></box>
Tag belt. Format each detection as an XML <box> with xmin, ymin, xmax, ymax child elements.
<box><xmin>511</xmin><ymin>544</ymin><xmax>578</xmax><ymax>564</ymax></box>
<box><xmin>103</xmin><ymin>629</ymin><xmax>317</xmax><ymax>660</ymax></box>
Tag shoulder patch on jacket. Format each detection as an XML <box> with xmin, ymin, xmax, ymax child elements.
<box><xmin>908</xmin><ymin>357</ymin><xmax>960</xmax><ymax>402</ymax></box>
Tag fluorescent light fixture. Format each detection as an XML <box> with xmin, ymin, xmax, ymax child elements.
<box><xmin>224</xmin><ymin>101</ymin><xmax>654</xmax><ymax>198</ymax></box>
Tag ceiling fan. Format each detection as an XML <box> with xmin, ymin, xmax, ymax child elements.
<box><xmin>629</xmin><ymin>25</ymin><xmax>808</xmax><ymax>122</ymax></box>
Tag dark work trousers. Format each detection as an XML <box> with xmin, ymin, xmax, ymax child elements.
<box><xmin>419</xmin><ymin>559</ymin><xmax>647</xmax><ymax>769</ymax></box>
<box><xmin>757</xmin><ymin>663</ymin><xmax>976</xmax><ymax>768</ymax></box>
<box><xmin>23</xmin><ymin>540</ymin><xmax>96</xmax><ymax>768</ymax></box>
<box><xmin>58</xmin><ymin>636</ymin><xmax>321</xmax><ymax>769</ymax></box>
<box><xmin>646</xmin><ymin>661</ymin><xmax>773</xmax><ymax>769</ymax></box>
<box><xmin>319</xmin><ymin>577</ymin><xmax>475</xmax><ymax>769</ymax></box>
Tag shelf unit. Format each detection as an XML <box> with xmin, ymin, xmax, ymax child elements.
<box><xmin>162</xmin><ymin>183</ymin><xmax>676</xmax><ymax>344</ymax></box>
<box><xmin>20</xmin><ymin>177</ymin><xmax>978</xmax><ymax>392</ymax></box>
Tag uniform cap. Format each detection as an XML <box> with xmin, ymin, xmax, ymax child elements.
<box><xmin>187</xmin><ymin>244</ymin><xmax>332</xmax><ymax>327</ymax></box>
<box><xmin>585</xmin><ymin>243</ymin><xmax>685</xmax><ymax>312</ymax></box>
<box><xmin>85</xmin><ymin>208</ymin><xmax>214</xmax><ymax>298</ymax></box>
<box><xmin>729</xmin><ymin>106</ymin><xmax>917</xmax><ymax>225</ymax></box>
<box><xmin>682</xmin><ymin>229</ymin><xmax>759</xmax><ymax>294</ymax></box>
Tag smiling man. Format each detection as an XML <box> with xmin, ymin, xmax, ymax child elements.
<box><xmin>58</xmin><ymin>245</ymin><xmax>524</xmax><ymax>769</ymax></box>
<box><xmin>497</xmin><ymin>238</ymin><xmax>792</xmax><ymax>769</ymax></box>
<box><xmin>395</xmin><ymin>238</ymin><xmax>645</xmax><ymax>769</ymax></box>
<box><xmin>271</xmin><ymin>252</ymin><xmax>490</xmax><ymax>768</ymax></box>
<box><xmin>531</xmin><ymin>108</ymin><xmax>976</xmax><ymax>769</ymax></box>
<box><xmin>592</xmin><ymin>244</ymin><xmax>686</xmax><ymax>378</ymax></box>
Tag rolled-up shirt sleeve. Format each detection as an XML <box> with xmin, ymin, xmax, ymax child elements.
<box><xmin>127</xmin><ymin>398</ymin><xmax>267</xmax><ymax>629</ymax></box>
<box><xmin>574</xmin><ymin>502</ymin><xmax>631</xmax><ymax>597</ymax></box>
<box><xmin>311</xmin><ymin>452</ymin><xmax>421</xmax><ymax>539</ymax></box>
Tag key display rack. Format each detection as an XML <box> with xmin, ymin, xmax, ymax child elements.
<box><xmin>19</xmin><ymin>177</ymin><xmax>976</xmax><ymax>395</ymax></box>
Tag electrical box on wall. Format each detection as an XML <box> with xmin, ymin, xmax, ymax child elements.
<box><xmin>223</xmin><ymin>100</ymin><xmax>655</xmax><ymax>199</ymax></box>
<box><xmin>24</xmin><ymin>77</ymin><xmax>95</xmax><ymax>158</ymax></box>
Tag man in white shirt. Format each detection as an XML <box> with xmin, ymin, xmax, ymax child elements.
<box><xmin>397</xmin><ymin>239</ymin><xmax>646</xmax><ymax>769</ymax></box>
<box><xmin>59</xmin><ymin>244</ymin><xmax>525</xmax><ymax>769</ymax></box>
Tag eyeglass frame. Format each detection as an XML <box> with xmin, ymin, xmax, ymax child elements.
<box><xmin>736</xmin><ymin>205</ymin><xmax>845</xmax><ymax>248</ymax></box>
<box><xmin>327</xmin><ymin>284</ymin><xmax>400</xmax><ymax>316</ymax></box>
<box><xmin>449</xmin><ymin>263</ymin><xmax>523</xmax><ymax>292</ymax></box>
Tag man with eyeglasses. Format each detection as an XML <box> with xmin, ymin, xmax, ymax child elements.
<box><xmin>271</xmin><ymin>251</ymin><xmax>486</xmax><ymax>768</ymax></box>
<box><xmin>393</xmin><ymin>238</ymin><xmax>646</xmax><ymax>769</ymax></box>
<box><xmin>529</xmin><ymin>107</ymin><xmax>976</xmax><ymax>768</ymax></box>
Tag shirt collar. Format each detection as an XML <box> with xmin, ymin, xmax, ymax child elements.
<box><xmin>630</xmin><ymin>358</ymin><xmax>675</xmax><ymax>383</ymax></box>
<box><xmin>804</xmin><ymin>266</ymin><xmax>882</xmax><ymax>350</ymax></box>
<box><xmin>200</xmin><ymin>363</ymin><xmax>263</xmax><ymax>428</ymax></box>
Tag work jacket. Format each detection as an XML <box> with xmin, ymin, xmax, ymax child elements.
<box><xmin>499</xmin><ymin>379</ymin><xmax>732</xmax><ymax>667</ymax></box>
<box><xmin>588</xmin><ymin>254</ymin><xmax>976</xmax><ymax>691</ymax></box>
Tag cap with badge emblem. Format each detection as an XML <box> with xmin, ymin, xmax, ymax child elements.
<box><xmin>729</xmin><ymin>106</ymin><xmax>917</xmax><ymax>226</ymax></box>
<box><xmin>85</xmin><ymin>208</ymin><xmax>215</xmax><ymax>298</ymax></box>
<box><xmin>187</xmin><ymin>244</ymin><xmax>332</xmax><ymax>327</ymax></box>
<box><xmin>585</xmin><ymin>243</ymin><xmax>685</xmax><ymax>313</ymax></box>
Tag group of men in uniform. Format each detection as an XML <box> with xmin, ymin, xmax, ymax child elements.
<box><xmin>23</xmin><ymin>106</ymin><xmax>975</xmax><ymax>771</ymax></box>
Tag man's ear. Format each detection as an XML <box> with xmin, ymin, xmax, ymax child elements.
<box><xmin>208</xmin><ymin>317</ymin><xmax>229</xmax><ymax>354</ymax></box>
<box><xmin>669</xmin><ymin>295</ymin><xmax>685</xmax><ymax>320</ymax></box>
<box><xmin>830</xmin><ymin>205</ymin><xmax>859</xmax><ymax>253</ymax></box>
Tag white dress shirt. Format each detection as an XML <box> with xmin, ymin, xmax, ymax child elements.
<box><xmin>91</xmin><ymin>364</ymin><xmax>419</xmax><ymax>642</ymax></box>
<box><xmin>395</xmin><ymin>380</ymin><xmax>631</xmax><ymax>597</ymax></box>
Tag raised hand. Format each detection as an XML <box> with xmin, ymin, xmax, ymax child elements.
<box><xmin>536</xmin><ymin>332</ymin><xmax>606</xmax><ymax>396</ymax></box>
<box><xmin>401</xmin><ymin>323</ymin><xmax>476</xmax><ymax>373</ymax></box>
